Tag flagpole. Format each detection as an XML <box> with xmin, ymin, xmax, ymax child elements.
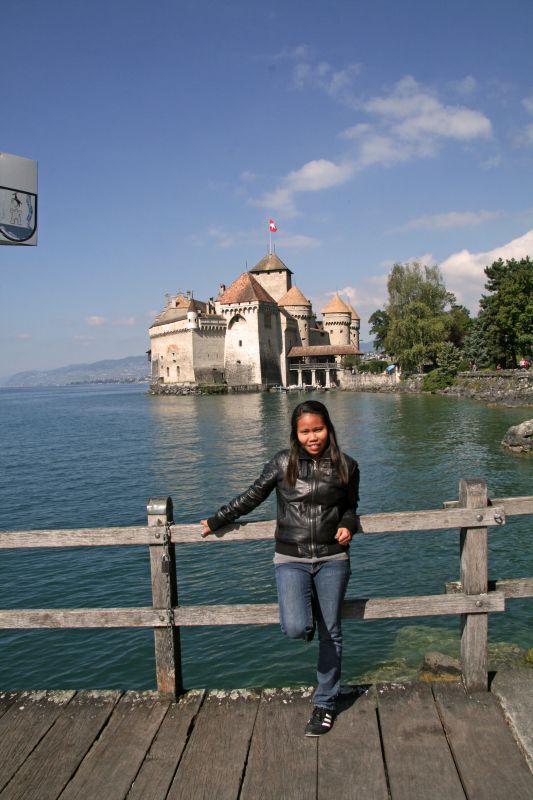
<box><xmin>269</xmin><ymin>225</ymin><xmax>272</xmax><ymax>255</ymax></box>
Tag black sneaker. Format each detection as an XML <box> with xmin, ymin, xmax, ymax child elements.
<box><xmin>304</xmin><ymin>706</ymin><xmax>335</xmax><ymax>736</ymax></box>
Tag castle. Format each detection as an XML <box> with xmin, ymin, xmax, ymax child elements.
<box><xmin>148</xmin><ymin>252</ymin><xmax>361</xmax><ymax>390</ymax></box>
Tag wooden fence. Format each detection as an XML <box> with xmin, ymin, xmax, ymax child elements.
<box><xmin>0</xmin><ymin>479</ymin><xmax>532</xmax><ymax>700</ymax></box>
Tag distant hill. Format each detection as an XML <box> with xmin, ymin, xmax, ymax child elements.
<box><xmin>0</xmin><ymin>356</ymin><xmax>150</xmax><ymax>388</ymax></box>
<box><xmin>359</xmin><ymin>340</ymin><xmax>378</xmax><ymax>354</ymax></box>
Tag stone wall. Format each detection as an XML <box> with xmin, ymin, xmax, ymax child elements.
<box><xmin>444</xmin><ymin>371</ymin><xmax>533</xmax><ymax>406</ymax></box>
<box><xmin>338</xmin><ymin>370</ymin><xmax>424</xmax><ymax>393</ymax></box>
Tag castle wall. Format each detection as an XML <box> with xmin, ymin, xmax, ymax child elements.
<box><xmin>257</xmin><ymin>305</ymin><xmax>282</xmax><ymax>385</ymax></box>
<box><xmin>150</xmin><ymin>326</ymin><xmax>196</xmax><ymax>384</ymax></box>
<box><xmin>222</xmin><ymin>307</ymin><xmax>262</xmax><ymax>386</ymax></box>
<box><xmin>252</xmin><ymin>270</ymin><xmax>291</xmax><ymax>303</ymax></box>
<box><xmin>149</xmin><ymin>317</ymin><xmax>226</xmax><ymax>385</ymax></box>
<box><xmin>192</xmin><ymin>324</ymin><xmax>226</xmax><ymax>383</ymax></box>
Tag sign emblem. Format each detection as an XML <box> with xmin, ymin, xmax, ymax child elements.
<box><xmin>0</xmin><ymin>187</ymin><xmax>37</xmax><ymax>242</ymax></box>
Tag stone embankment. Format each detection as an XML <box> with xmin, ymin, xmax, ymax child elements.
<box><xmin>148</xmin><ymin>383</ymin><xmax>263</xmax><ymax>396</ymax></box>
<box><xmin>339</xmin><ymin>371</ymin><xmax>422</xmax><ymax>393</ymax></box>
<box><xmin>340</xmin><ymin>369</ymin><xmax>533</xmax><ymax>406</ymax></box>
<box><xmin>443</xmin><ymin>370</ymin><xmax>533</xmax><ymax>407</ymax></box>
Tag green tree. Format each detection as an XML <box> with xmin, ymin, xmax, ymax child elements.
<box><xmin>436</xmin><ymin>341</ymin><xmax>461</xmax><ymax>375</ymax></box>
<box><xmin>478</xmin><ymin>257</ymin><xmax>533</xmax><ymax>367</ymax></box>
<box><xmin>447</xmin><ymin>304</ymin><xmax>472</xmax><ymax>348</ymax></box>
<box><xmin>368</xmin><ymin>309</ymin><xmax>390</xmax><ymax>351</ymax></box>
<box><xmin>461</xmin><ymin>317</ymin><xmax>491</xmax><ymax>369</ymax></box>
<box><xmin>378</xmin><ymin>262</ymin><xmax>455</xmax><ymax>372</ymax></box>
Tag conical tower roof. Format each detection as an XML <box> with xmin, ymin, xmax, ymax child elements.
<box><xmin>347</xmin><ymin>302</ymin><xmax>360</xmax><ymax>320</ymax></box>
<box><xmin>219</xmin><ymin>272</ymin><xmax>276</xmax><ymax>304</ymax></box>
<box><xmin>250</xmin><ymin>252</ymin><xmax>293</xmax><ymax>275</ymax></box>
<box><xmin>321</xmin><ymin>293</ymin><xmax>352</xmax><ymax>315</ymax></box>
<box><xmin>278</xmin><ymin>286</ymin><xmax>311</xmax><ymax>307</ymax></box>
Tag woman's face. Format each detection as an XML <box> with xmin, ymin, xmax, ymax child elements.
<box><xmin>296</xmin><ymin>413</ymin><xmax>329</xmax><ymax>459</ymax></box>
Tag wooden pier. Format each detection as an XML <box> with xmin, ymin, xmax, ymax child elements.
<box><xmin>1</xmin><ymin>677</ymin><xmax>533</xmax><ymax>799</ymax></box>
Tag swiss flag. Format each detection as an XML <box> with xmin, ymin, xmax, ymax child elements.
<box><xmin>269</xmin><ymin>219</ymin><xmax>278</xmax><ymax>232</ymax></box>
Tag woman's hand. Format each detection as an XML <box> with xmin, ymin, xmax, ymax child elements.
<box><xmin>335</xmin><ymin>527</ymin><xmax>352</xmax><ymax>546</ymax></box>
<box><xmin>200</xmin><ymin>519</ymin><xmax>213</xmax><ymax>538</ymax></box>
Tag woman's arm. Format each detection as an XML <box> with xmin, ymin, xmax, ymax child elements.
<box><xmin>338</xmin><ymin>459</ymin><xmax>360</xmax><ymax>535</ymax></box>
<box><xmin>200</xmin><ymin>453</ymin><xmax>282</xmax><ymax>536</ymax></box>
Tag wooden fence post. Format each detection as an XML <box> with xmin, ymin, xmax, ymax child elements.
<box><xmin>458</xmin><ymin>479</ymin><xmax>489</xmax><ymax>692</ymax></box>
<box><xmin>147</xmin><ymin>497</ymin><xmax>183</xmax><ymax>700</ymax></box>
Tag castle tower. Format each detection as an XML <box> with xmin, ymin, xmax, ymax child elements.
<box><xmin>346</xmin><ymin>303</ymin><xmax>361</xmax><ymax>350</ymax></box>
<box><xmin>186</xmin><ymin>298</ymin><xmax>200</xmax><ymax>330</ymax></box>
<box><xmin>321</xmin><ymin>294</ymin><xmax>352</xmax><ymax>347</ymax></box>
<box><xmin>249</xmin><ymin>253</ymin><xmax>293</xmax><ymax>303</ymax></box>
<box><xmin>218</xmin><ymin>272</ymin><xmax>282</xmax><ymax>387</ymax></box>
<box><xmin>278</xmin><ymin>286</ymin><xmax>313</xmax><ymax>347</ymax></box>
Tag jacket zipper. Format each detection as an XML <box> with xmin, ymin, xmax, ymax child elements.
<box><xmin>310</xmin><ymin>459</ymin><xmax>319</xmax><ymax>558</ymax></box>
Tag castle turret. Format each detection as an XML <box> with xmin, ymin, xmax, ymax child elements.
<box><xmin>278</xmin><ymin>286</ymin><xmax>313</xmax><ymax>347</ymax></box>
<box><xmin>347</xmin><ymin>303</ymin><xmax>361</xmax><ymax>350</ymax></box>
<box><xmin>321</xmin><ymin>294</ymin><xmax>352</xmax><ymax>346</ymax></box>
<box><xmin>249</xmin><ymin>253</ymin><xmax>293</xmax><ymax>302</ymax></box>
<box><xmin>187</xmin><ymin>299</ymin><xmax>200</xmax><ymax>330</ymax></box>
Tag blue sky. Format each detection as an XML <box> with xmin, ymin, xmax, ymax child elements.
<box><xmin>1</xmin><ymin>0</ymin><xmax>532</xmax><ymax>377</ymax></box>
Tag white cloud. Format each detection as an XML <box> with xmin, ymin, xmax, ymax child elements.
<box><xmin>390</xmin><ymin>210</ymin><xmax>502</xmax><ymax>234</ymax></box>
<box><xmin>256</xmin><ymin>159</ymin><xmax>354</xmax><ymax>215</ymax></box>
<box><xmin>363</xmin><ymin>76</ymin><xmax>492</xmax><ymax>142</ymax></box>
<box><xmin>15</xmin><ymin>332</ymin><xmax>32</xmax><ymax>340</ymax></box>
<box><xmin>287</xmin><ymin>48</ymin><xmax>361</xmax><ymax>103</ymax></box>
<box><xmin>440</xmin><ymin>228</ymin><xmax>533</xmax><ymax>311</ymax></box>
<box><xmin>240</xmin><ymin>170</ymin><xmax>257</xmax><ymax>182</ymax></box>
<box><xmin>255</xmin><ymin>70</ymin><xmax>493</xmax><ymax>216</ymax></box>
<box><xmin>86</xmin><ymin>315</ymin><xmax>106</xmax><ymax>326</ymax></box>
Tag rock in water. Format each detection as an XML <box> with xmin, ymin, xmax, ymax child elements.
<box><xmin>502</xmin><ymin>419</ymin><xmax>533</xmax><ymax>453</ymax></box>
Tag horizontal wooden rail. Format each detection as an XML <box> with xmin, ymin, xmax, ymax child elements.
<box><xmin>446</xmin><ymin>578</ymin><xmax>533</xmax><ymax>599</ymax></box>
<box><xmin>1</xmin><ymin>500</ymin><xmax>522</xmax><ymax>548</ymax></box>
<box><xmin>0</xmin><ymin>486</ymin><xmax>530</xmax><ymax>699</ymax></box>
<box><xmin>0</xmin><ymin>591</ymin><xmax>505</xmax><ymax>628</ymax></box>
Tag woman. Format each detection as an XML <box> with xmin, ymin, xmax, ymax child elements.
<box><xmin>201</xmin><ymin>400</ymin><xmax>359</xmax><ymax>736</ymax></box>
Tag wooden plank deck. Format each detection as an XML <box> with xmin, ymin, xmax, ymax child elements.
<box><xmin>0</xmin><ymin>680</ymin><xmax>532</xmax><ymax>800</ymax></box>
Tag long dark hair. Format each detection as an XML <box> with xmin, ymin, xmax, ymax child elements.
<box><xmin>285</xmin><ymin>400</ymin><xmax>348</xmax><ymax>486</ymax></box>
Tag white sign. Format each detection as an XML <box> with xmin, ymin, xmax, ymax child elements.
<box><xmin>0</xmin><ymin>153</ymin><xmax>38</xmax><ymax>245</ymax></box>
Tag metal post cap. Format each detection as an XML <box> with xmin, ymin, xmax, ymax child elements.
<box><xmin>147</xmin><ymin>497</ymin><xmax>174</xmax><ymax>521</ymax></box>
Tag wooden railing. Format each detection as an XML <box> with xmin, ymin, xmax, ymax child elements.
<box><xmin>0</xmin><ymin>479</ymin><xmax>532</xmax><ymax>700</ymax></box>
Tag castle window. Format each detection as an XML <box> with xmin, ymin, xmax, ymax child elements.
<box><xmin>236</xmin><ymin>360</ymin><xmax>241</xmax><ymax>364</ymax></box>
<box><xmin>239</xmin><ymin>340</ymin><xmax>242</xmax><ymax>347</ymax></box>
<box><xmin>264</xmin><ymin>312</ymin><xmax>272</xmax><ymax>329</ymax></box>
<box><xmin>166</xmin><ymin>367</ymin><xmax>170</xmax><ymax>377</ymax></box>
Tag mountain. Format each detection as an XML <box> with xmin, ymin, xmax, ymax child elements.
<box><xmin>358</xmin><ymin>340</ymin><xmax>378</xmax><ymax>354</ymax></box>
<box><xmin>0</xmin><ymin>356</ymin><xmax>150</xmax><ymax>387</ymax></box>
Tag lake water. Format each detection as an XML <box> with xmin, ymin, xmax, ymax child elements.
<box><xmin>0</xmin><ymin>385</ymin><xmax>531</xmax><ymax>690</ymax></box>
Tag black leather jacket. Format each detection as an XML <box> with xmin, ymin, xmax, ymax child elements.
<box><xmin>207</xmin><ymin>448</ymin><xmax>359</xmax><ymax>558</ymax></box>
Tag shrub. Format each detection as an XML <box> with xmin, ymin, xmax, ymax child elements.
<box><xmin>421</xmin><ymin>368</ymin><xmax>455</xmax><ymax>393</ymax></box>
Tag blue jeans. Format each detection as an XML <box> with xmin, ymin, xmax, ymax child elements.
<box><xmin>275</xmin><ymin>559</ymin><xmax>351</xmax><ymax>711</ymax></box>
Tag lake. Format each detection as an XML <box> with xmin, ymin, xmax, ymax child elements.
<box><xmin>0</xmin><ymin>384</ymin><xmax>531</xmax><ymax>690</ymax></box>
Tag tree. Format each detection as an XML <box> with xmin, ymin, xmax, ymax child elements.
<box><xmin>461</xmin><ymin>317</ymin><xmax>491</xmax><ymax>369</ymax></box>
<box><xmin>377</xmin><ymin>262</ymin><xmax>456</xmax><ymax>372</ymax></box>
<box><xmin>478</xmin><ymin>257</ymin><xmax>533</xmax><ymax>368</ymax></box>
<box><xmin>447</xmin><ymin>304</ymin><xmax>472</xmax><ymax>348</ymax></box>
<box><xmin>368</xmin><ymin>309</ymin><xmax>390</xmax><ymax>351</ymax></box>
<box><xmin>436</xmin><ymin>341</ymin><xmax>461</xmax><ymax>375</ymax></box>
